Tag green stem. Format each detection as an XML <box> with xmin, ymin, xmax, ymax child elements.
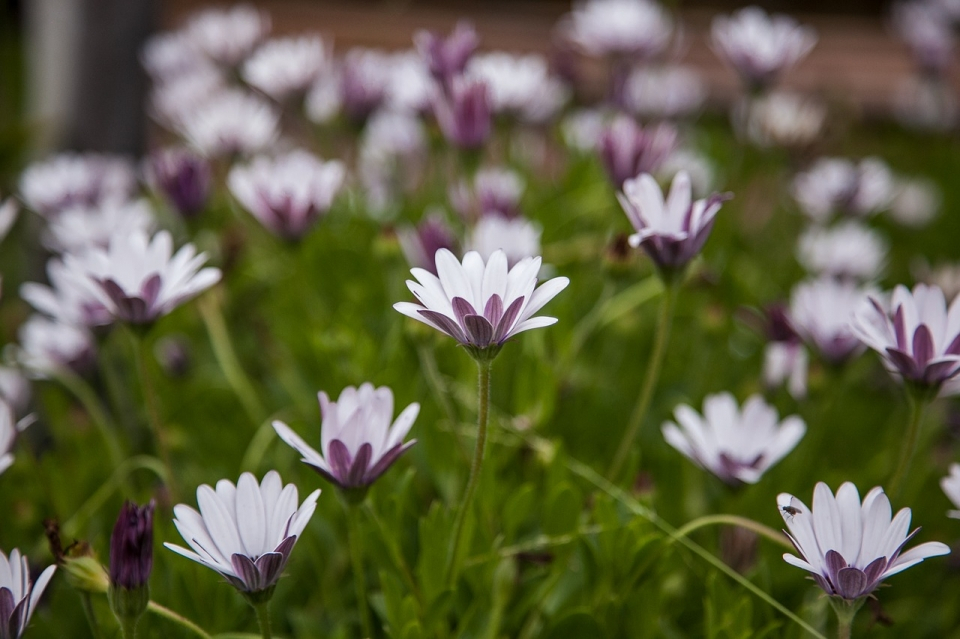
<box><xmin>362</xmin><ymin>502</ymin><xmax>422</xmax><ymax>605</ymax></box>
<box><xmin>445</xmin><ymin>359</ymin><xmax>492</xmax><ymax>589</ymax></box>
<box><xmin>253</xmin><ymin>602</ymin><xmax>272</xmax><ymax>639</ymax></box>
<box><xmin>608</xmin><ymin>278</ymin><xmax>680</xmax><ymax>481</ymax></box>
<box><xmin>198</xmin><ymin>294</ymin><xmax>267</xmax><ymax>425</ymax></box>
<box><xmin>120</xmin><ymin>616</ymin><xmax>139</xmax><ymax>639</ymax></box>
<box><xmin>671</xmin><ymin>514</ymin><xmax>793</xmax><ymax>551</ymax></box>
<box><xmin>80</xmin><ymin>592</ymin><xmax>104</xmax><ymax>639</ymax></box>
<box><xmin>889</xmin><ymin>392</ymin><xmax>930</xmax><ymax>500</ymax></box>
<box><xmin>829</xmin><ymin>597</ymin><xmax>863</xmax><ymax>639</ymax></box>
<box><xmin>129</xmin><ymin>329</ymin><xmax>179</xmax><ymax>501</ymax></box>
<box><xmin>147</xmin><ymin>601</ymin><xmax>212</xmax><ymax>639</ymax></box>
<box><xmin>52</xmin><ymin>368</ymin><xmax>125</xmax><ymax>470</ymax></box>
<box><xmin>345</xmin><ymin>503</ymin><xmax>373</xmax><ymax>639</ymax></box>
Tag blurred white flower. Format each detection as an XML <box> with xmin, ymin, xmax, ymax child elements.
<box><xmin>145</xmin><ymin>147</ymin><xmax>212</xmax><ymax>218</ymax></box>
<box><xmin>711</xmin><ymin>6</ymin><xmax>817</xmax><ymax>89</ymax></box>
<box><xmin>916</xmin><ymin>262</ymin><xmax>960</xmax><ymax>300</ymax></box>
<box><xmin>561</xmin><ymin>108</ymin><xmax>608</xmax><ymax>152</ymax></box>
<box><xmin>64</xmin><ymin>229</ymin><xmax>221</xmax><ymax>325</ymax></box>
<box><xmin>384</xmin><ymin>51</ymin><xmax>434</xmax><ymax>114</ymax></box>
<box><xmin>398</xmin><ymin>212</ymin><xmax>459</xmax><ymax>274</ymax></box>
<box><xmin>0</xmin><ymin>399</ymin><xmax>28</xmax><ymax>476</ymax></box>
<box><xmin>796</xmin><ymin>221</ymin><xmax>887</xmax><ymax>281</ymax></box>
<box><xmin>598</xmin><ymin>115</ymin><xmax>677</xmax><ymax>187</ymax></box>
<box><xmin>893</xmin><ymin>1</ymin><xmax>954</xmax><ymax>74</ymax></box>
<box><xmin>451</xmin><ymin>167</ymin><xmax>525</xmax><ymax>221</ymax></box>
<box><xmin>466</xmin><ymin>52</ymin><xmax>569</xmax><ymax>123</ymax></box>
<box><xmin>657</xmin><ymin>148</ymin><xmax>716</xmax><ymax>198</ymax></box>
<box><xmin>624</xmin><ymin>65</ymin><xmax>705</xmax><ymax>120</ymax></box>
<box><xmin>763</xmin><ymin>341</ymin><xmax>808</xmax><ymax>399</ymax></box>
<box><xmin>778</xmin><ymin>482</ymin><xmax>949</xmax><ymax>599</ymax></box>
<box><xmin>394</xmin><ymin>249</ymin><xmax>569</xmax><ymax>358</ymax></box>
<box><xmin>0</xmin><ymin>549</ymin><xmax>56</xmax><ymax>636</ymax></box>
<box><xmin>358</xmin><ymin>111</ymin><xmax>427</xmax><ymax>214</ymax></box>
<box><xmin>414</xmin><ymin>21</ymin><xmax>479</xmax><ymax>84</ymax></box>
<box><xmin>149</xmin><ymin>64</ymin><xmax>226</xmax><ymax>130</ymax></box>
<box><xmin>165</xmin><ymin>471</ymin><xmax>319</xmax><ymax>595</ymax></box>
<box><xmin>141</xmin><ymin>29</ymin><xmax>210</xmax><ymax>81</ymax></box>
<box><xmin>17</xmin><ymin>315</ymin><xmax>96</xmax><ymax>377</ymax></box>
<box><xmin>792</xmin><ymin>157</ymin><xmax>896</xmax><ymax>222</ymax></box>
<box><xmin>185</xmin><ymin>4</ymin><xmax>270</xmax><ymax>67</ymax></box>
<box><xmin>889</xmin><ymin>177</ymin><xmax>941</xmax><ymax>227</ymax></box>
<box><xmin>21</xmin><ymin>259</ymin><xmax>111</xmax><ymax>327</ymax></box>
<box><xmin>941</xmin><ymin>463</ymin><xmax>960</xmax><ymax>518</ymax></box>
<box><xmin>790</xmin><ymin>278</ymin><xmax>872</xmax><ymax>364</ymax></box>
<box><xmin>0</xmin><ymin>367</ymin><xmax>30</xmax><ymax>416</ymax></box>
<box><xmin>177</xmin><ymin>89</ymin><xmax>279</xmax><ymax>157</ymax></box>
<box><xmin>742</xmin><ymin>92</ymin><xmax>826</xmax><ymax>148</ymax></box>
<box><xmin>273</xmin><ymin>383</ymin><xmax>418</xmax><ymax>491</ymax></box>
<box><xmin>242</xmin><ymin>35</ymin><xmax>330</xmax><ymax>100</ymax></box>
<box><xmin>229</xmin><ymin>150</ymin><xmax>345</xmax><ymax>239</ymax></box>
<box><xmin>564</xmin><ymin>0</ymin><xmax>673</xmax><ymax>59</ymax></box>
<box><xmin>362</xmin><ymin>110</ymin><xmax>427</xmax><ymax>161</ymax></box>
<box><xmin>42</xmin><ymin>198</ymin><xmax>155</xmax><ymax>254</ymax></box>
<box><xmin>19</xmin><ymin>153</ymin><xmax>136</xmax><ymax>217</ymax></box>
<box><xmin>466</xmin><ymin>216</ymin><xmax>542</xmax><ymax>267</ymax></box>
<box><xmin>663</xmin><ymin>392</ymin><xmax>806</xmax><ymax>485</ymax></box>
<box><xmin>304</xmin><ymin>67</ymin><xmax>343</xmax><ymax>124</ymax></box>
<box><xmin>340</xmin><ymin>48</ymin><xmax>391</xmax><ymax>121</ymax></box>
<box><xmin>432</xmin><ymin>76</ymin><xmax>492</xmax><ymax>149</ymax></box>
<box><xmin>893</xmin><ymin>74</ymin><xmax>958</xmax><ymax>132</ymax></box>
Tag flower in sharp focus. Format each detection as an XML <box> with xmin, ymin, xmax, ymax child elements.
<box><xmin>598</xmin><ymin>115</ymin><xmax>677</xmax><ymax>188</ymax></box>
<box><xmin>228</xmin><ymin>150</ymin><xmax>345</xmax><ymax>240</ymax></box>
<box><xmin>853</xmin><ymin>284</ymin><xmax>960</xmax><ymax>389</ymax></box>
<box><xmin>17</xmin><ymin>315</ymin><xmax>97</xmax><ymax>377</ymax></box>
<box><xmin>397</xmin><ymin>212</ymin><xmax>459</xmax><ymax>275</ymax></box>
<box><xmin>618</xmin><ymin>170</ymin><xmax>730</xmax><ymax>274</ymax></box>
<box><xmin>711</xmin><ymin>6</ymin><xmax>817</xmax><ymax>90</ymax></box>
<box><xmin>0</xmin><ymin>399</ymin><xmax>29</xmax><ymax>477</ymax></box>
<box><xmin>466</xmin><ymin>216</ymin><xmax>542</xmax><ymax>267</ymax></box>
<box><xmin>563</xmin><ymin>0</ymin><xmax>673</xmax><ymax>59</ymax></box>
<box><xmin>796</xmin><ymin>221</ymin><xmax>888</xmax><ymax>282</ymax></box>
<box><xmin>778</xmin><ymin>482</ymin><xmax>950</xmax><ymax>600</ymax></box>
<box><xmin>789</xmin><ymin>278</ymin><xmax>872</xmax><ymax>364</ymax></box>
<box><xmin>42</xmin><ymin>198</ymin><xmax>156</xmax><ymax>255</ymax></box>
<box><xmin>415</xmin><ymin>21</ymin><xmax>478</xmax><ymax>85</ymax></box>
<box><xmin>145</xmin><ymin>147</ymin><xmax>212</xmax><ymax>218</ymax></box>
<box><xmin>791</xmin><ymin>157</ymin><xmax>895</xmax><ymax>223</ymax></box>
<box><xmin>663</xmin><ymin>393</ymin><xmax>805</xmax><ymax>486</ymax></box>
<box><xmin>941</xmin><ymin>464</ymin><xmax>960</xmax><ymax>518</ymax></box>
<box><xmin>242</xmin><ymin>35</ymin><xmax>329</xmax><ymax>100</ymax></box>
<box><xmin>19</xmin><ymin>153</ymin><xmax>136</xmax><ymax>217</ymax></box>
<box><xmin>63</xmin><ymin>229</ymin><xmax>221</xmax><ymax>325</ymax></box>
<box><xmin>0</xmin><ymin>548</ymin><xmax>56</xmax><ymax>638</ymax></box>
<box><xmin>185</xmin><ymin>4</ymin><xmax>270</xmax><ymax>67</ymax></box>
<box><xmin>624</xmin><ymin>65</ymin><xmax>706</xmax><ymax>121</ymax></box>
<box><xmin>110</xmin><ymin>500</ymin><xmax>155</xmax><ymax>590</ymax></box>
<box><xmin>165</xmin><ymin>471</ymin><xmax>319</xmax><ymax>597</ymax></box>
<box><xmin>433</xmin><ymin>76</ymin><xmax>492</xmax><ymax>150</ymax></box>
<box><xmin>394</xmin><ymin>249</ymin><xmax>569</xmax><ymax>359</ymax></box>
<box><xmin>273</xmin><ymin>384</ymin><xmax>418</xmax><ymax>493</ymax></box>
<box><xmin>177</xmin><ymin>89</ymin><xmax>279</xmax><ymax>157</ymax></box>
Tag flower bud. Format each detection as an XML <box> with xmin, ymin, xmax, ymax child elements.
<box><xmin>110</xmin><ymin>500</ymin><xmax>155</xmax><ymax>590</ymax></box>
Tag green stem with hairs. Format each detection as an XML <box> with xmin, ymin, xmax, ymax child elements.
<box><xmin>345</xmin><ymin>503</ymin><xmax>373</xmax><ymax>638</ymax></box>
<box><xmin>253</xmin><ymin>603</ymin><xmax>272</xmax><ymax>639</ymax></box>
<box><xmin>445</xmin><ymin>358</ymin><xmax>492</xmax><ymax>589</ymax></box>
<box><xmin>147</xmin><ymin>601</ymin><xmax>212</xmax><ymax>638</ymax></box>
<box><xmin>889</xmin><ymin>391</ymin><xmax>931</xmax><ymax>500</ymax></box>
<box><xmin>829</xmin><ymin>597</ymin><xmax>863</xmax><ymax>639</ymax></box>
<box><xmin>608</xmin><ymin>277</ymin><xmax>680</xmax><ymax>481</ymax></box>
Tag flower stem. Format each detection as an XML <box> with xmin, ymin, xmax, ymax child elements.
<box><xmin>147</xmin><ymin>601</ymin><xmax>212</xmax><ymax>638</ymax></box>
<box><xmin>608</xmin><ymin>278</ymin><xmax>680</xmax><ymax>481</ymax></box>
<box><xmin>119</xmin><ymin>616</ymin><xmax>139</xmax><ymax>639</ymax></box>
<box><xmin>345</xmin><ymin>502</ymin><xmax>373</xmax><ymax>639</ymax></box>
<box><xmin>889</xmin><ymin>392</ymin><xmax>931</xmax><ymax>500</ymax></box>
<box><xmin>829</xmin><ymin>597</ymin><xmax>863</xmax><ymax>639</ymax></box>
<box><xmin>671</xmin><ymin>514</ymin><xmax>793</xmax><ymax>551</ymax></box>
<box><xmin>445</xmin><ymin>358</ymin><xmax>492</xmax><ymax>589</ymax></box>
<box><xmin>51</xmin><ymin>368</ymin><xmax>125</xmax><ymax>473</ymax></box>
<box><xmin>80</xmin><ymin>592</ymin><xmax>104</xmax><ymax>639</ymax></box>
<box><xmin>253</xmin><ymin>602</ymin><xmax>272</xmax><ymax>639</ymax></box>
<box><xmin>416</xmin><ymin>342</ymin><xmax>468</xmax><ymax>463</ymax></box>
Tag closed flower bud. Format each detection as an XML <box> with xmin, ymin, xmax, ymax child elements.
<box><xmin>110</xmin><ymin>500</ymin><xmax>155</xmax><ymax>590</ymax></box>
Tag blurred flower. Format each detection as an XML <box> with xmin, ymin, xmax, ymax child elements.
<box><xmin>21</xmin><ymin>259</ymin><xmax>111</xmax><ymax>327</ymax></box>
<box><xmin>853</xmin><ymin>284</ymin><xmax>960</xmax><ymax>389</ymax></box>
<box><xmin>792</xmin><ymin>157</ymin><xmax>895</xmax><ymax>222</ymax></box>
<box><xmin>893</xmin><ymin>74</ymin><xmax>958</xmax><ymax>131</ymax></box>
<box><xmin>110</xmin><ymin>500</ymin><xmax>155</xmax><ymax>590</ymax></box>
<box><xmin>384</xmin><ymin>52</ymin><xmax>434</xmax><ymax>114</ymax></box>
<box><xmin>145</xmin><ymin>147</ymin><xmax>212</xmax><ymax>218</ymax></box>
<box><xmin>778</xmin><ymin>482</ymin><xmax>949</xmax><ymax>600</ymax></box>
<box><xmin>154</xmin><ymin>335</ymin><xmax>192</xmax><ymax>378</ymax></box>
<box><xmin>0</xmin><ymin>197</ymin><xmax>18</xmax><ymax>243</ymax></box>
<box><xmin>790</xmin><ymin>278</ymin><xmax>872</xmax><ymax>364</ymax></box>
<box><xmin>178</xmin><ymin>89</ymin><xmax>279</xmax><ymax>157</ymax></box>
<box><xmin>598</xmin><ymin>115</ymin><xmax>677</xmax><ymax>187</ymax></box>
<box><xmin>17</xmin><ymin>315</ymin><xmax>96</xmax><ymax>377</ymax></box>
<box><xmin>228</xmin><ymin>150</ymin><xmax>345</xmax><ymax>240</ymax></box>
<box><xmin>185</xmin><ymin>4</ymin><xmax>270</xmax><ymax>67</ymax></box>
<box><xmin>0</xmin><ymin>548</ymin><xmax>56</xmax><ymax>637</ymax></box>
<box><xmin>148</xmin><ymin>65</ymin><xmax>225</xmax><ymax>130</ymax></box>
<box><xmin>394</xmin><ymin>249</ymin><xmax>569</xmax><ymax>359</ymax></box>
<box><xmin>165</xmin><ymin>471</ymin><xmax>320</xmax><ymax>598</ymax></box>
<box><xmin>19</xmin><ymin>153</ymin><xmax>136</xmax><ymax>217</ymax></box>
<box><xmin>662</xmin><ymin>393</ymin><xmax>805</xmax><ymax>485</ymax></box>
<box><xmin>415</xmin><ymin>21</ymin><xmax>478</xmax><ymax>85</ymax></box>
<box><xmin>941</xmin><ymin>463</ymin><xmax>960</xmax><ymax>518</ymax></box>
<box><xmin>893</xmin><ymin>1</ymin><xmax>954</xmax><ymax>75</ymax></box>
<box><xmin>340</xmin><ymin>48</ymin><xmax>391</xmax><ymax>122</ymax></box>
<box><xmin>451</xmin><ymin>167</ymin><xmax>525</xmax><ymax>221</ymax></box>
<box><xmin>0</xmin><ymin>399</ymin><xmax>27</xmax><ymax>476</ymax></box>
<box><xmin>466</xmin><ymin>216</ymin><xmax>542</xmax><ymax>266</ymax></box>
<box><xmin>624</xmin><ymin>65</ymin><xmax>706</xmax><ymax>121</ymax></box>
<box><xmin>273</xmin><ymin>384</ymin><xmax>418</xmax><ymax>493</ymax></box>
<box><xmin>141</xmin><ymin>29</ymin><xmax>209</xmax><ymax>82</ymax></box>
<box><xmin>762</xmin><ymin>304</ymin><xmax>807</xmax><ymax>399</ymax></box>
<box><xmin>358</xmin><ymin>111</ymin><xmax>428</xmax><ymax>214</ymax></box>
<box><xmin>742</xmin><ymin>92</ymin><xmax>826</xmax><ymax>148</ymax></box>
<box><xmin>711</xmin><ymin>6</ymin><xmax>817</xmax><ymax>89</ymax></box>
<box><xmin>796</xmin><ymin>221</ymin><xmax>888</xmax><ymax>282</ymax></box>
<box><xmin>561</xmin><ymin>108</ymin><xmax>608</xmax><ymax>152</ymax></box>
<box><xmin>916</xmin><ymin>262</ymin><xmax>960</xmax><ymax>301</ymax></box>
<box><xmin>433</xmin><ymin>77</ymin><xmax>492</xmax><ymax>150</ymax></box>
<box><xmin>242</xmin><ymin>35</ymin><xmax>329</xmax><ymax>100</ymax></box>
<box><xmin>466</xmin><ymin>52</ymin><xmax>569</xmax><ymax>123</ymax></box>
<box><xmin>64</xmin><ymin>230</ymin><xmax>221</xmax><ymax>325</ymax></box>
<box><xmin>618</xmin><ymin>171</ymin><xmax>729</xmax><ymax>274</ymax></box>
<box><xmin>42</xmin><ymin>199</ymin><xmax>155</xmax><ymax>255</ymax></box>
<box><xmin>657</xmin><ymin>148</ymin><xmax>717</xmax><ymax>198</ymax></box>
<box><xmin>889</xmin><ymin>177</ymin><xmax>940</xmax><ymax>227</ymax></box>
<box><xmin>563</xmin><ymin>0</ymin><xmax>673</xmax><ymax>59</ymax></box>
<box><xmin>398</xmin><ymin>213</ymin><xmax>459</xmax><ymax>274</ymax></box>
<box><xmin>0</xmin><ymin>368</ymin><xmax>30</xmax><ymax>417</ymax></box>
<box><xmin>304</xmin><ymin>68</ymin><xmax>342</xmax><ymax>124</ymax></box>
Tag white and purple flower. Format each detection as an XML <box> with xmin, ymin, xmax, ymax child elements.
<box><xmin>0</xmin><ymin>548</ymin><xmax>56</xmax><ymax>637</ymax></box>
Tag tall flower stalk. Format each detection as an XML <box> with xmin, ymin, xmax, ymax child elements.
<box><xmin>889</xmin><ymin>387</ymin><xmax>934</xmax><ymax>499</ymax></box>
<box><xmin>344</xmin><ymin>499</ymin><xmax>372</xmax><ymax>639</ymax></box>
